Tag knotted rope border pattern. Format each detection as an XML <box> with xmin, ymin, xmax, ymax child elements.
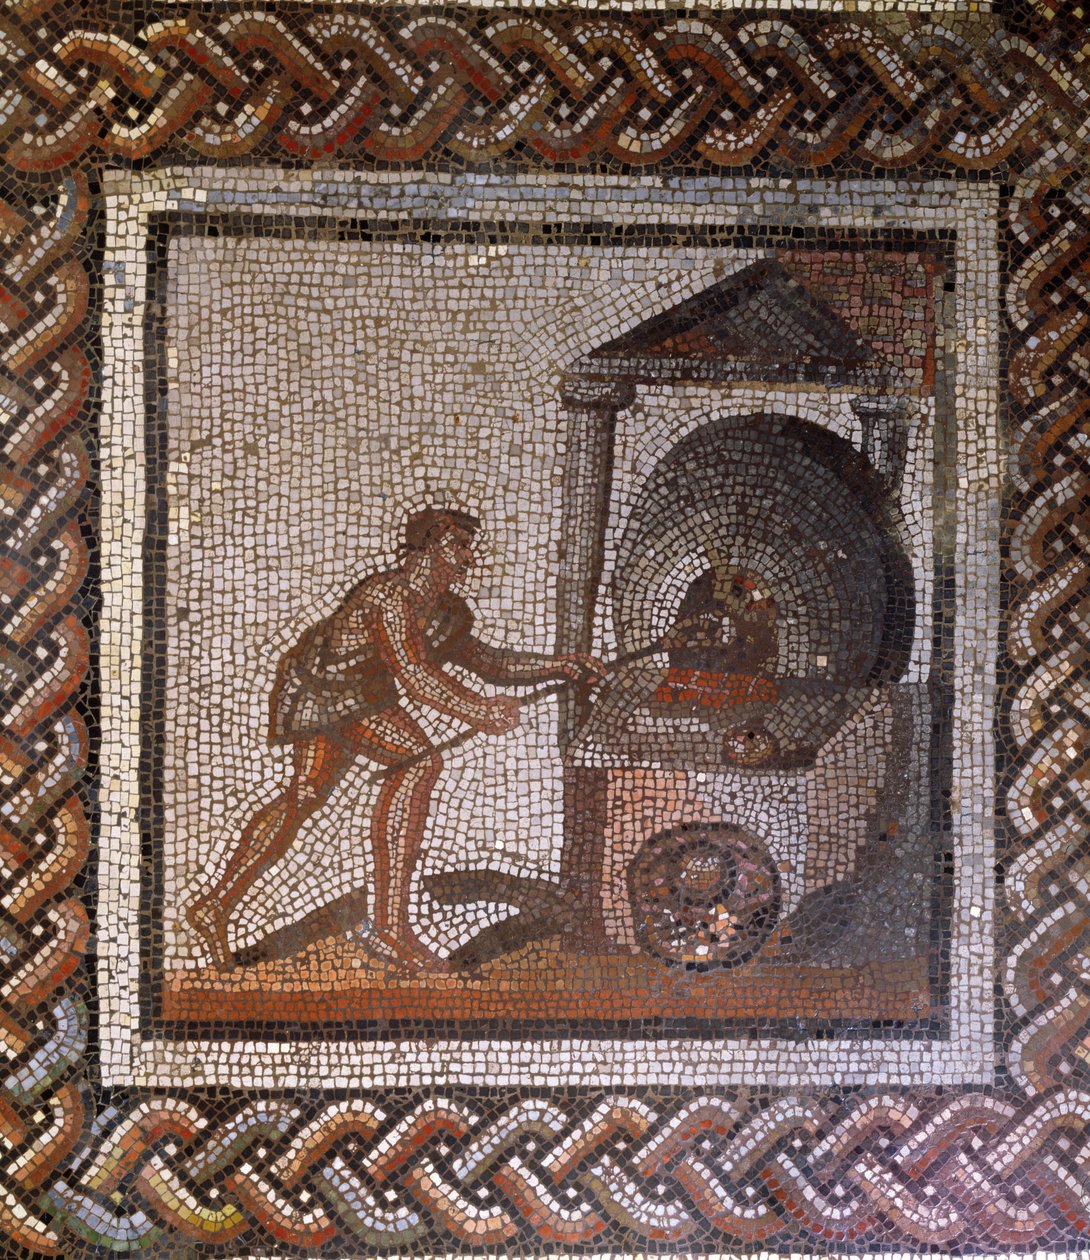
<box><xmin>1</xmin><ymin>3</ymin><xmax>1088</xmax><ymax>1251</ymax></box>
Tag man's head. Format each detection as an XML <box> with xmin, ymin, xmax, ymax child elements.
<box><xmin>402</xmin><ymin>507</ymin><xmax>481</xmax><ymax>587</ymax></box>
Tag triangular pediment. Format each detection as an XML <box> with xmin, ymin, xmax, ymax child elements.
<box><xmin>578</xmin><ymin>260</ymin><xmax>892</xmax><ymax>387</ymax></box>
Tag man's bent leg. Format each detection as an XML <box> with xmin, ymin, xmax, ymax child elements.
<box><xmin>342</xmin><ymin>710</ymin><xmax>446</xmax><ymax>971</ymax></box>
<box><xmin>187</xmin><ymin>735</ymin><xmax>354</xmax><ymax>967</ymax></box>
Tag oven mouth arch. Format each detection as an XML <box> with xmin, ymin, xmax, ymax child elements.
<box><xmin>610</xmin><ymin>410</ymin><xmax>917</xmax><ymax>687</ymax></box>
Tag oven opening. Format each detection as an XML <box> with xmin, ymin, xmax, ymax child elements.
<box><xmin>577</xmin><ymin>412</ymin><xmax>916</xmax><ymax>773</ymax></box>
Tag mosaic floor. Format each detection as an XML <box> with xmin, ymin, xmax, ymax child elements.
<box><xmin>3</xmin><ymin>1</ymin><xmax>1089</xmax><ymax>1256</ymax></box>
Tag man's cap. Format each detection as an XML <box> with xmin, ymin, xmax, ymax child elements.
<box><xmin>403</xmin><ymin>506</ymin><xmax>481</xmax><ymax>551</ymax></box>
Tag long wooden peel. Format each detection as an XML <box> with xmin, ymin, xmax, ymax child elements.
<box><xmin>362</xmin><ymin>641</ymin><xmax>667</xmax><ymax>784</ymax></box>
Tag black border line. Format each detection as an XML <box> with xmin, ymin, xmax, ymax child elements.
<box><xmin>137</xmin><ymin>210</ymin><xmax>956</xmax><ymax>1045</ymax></box>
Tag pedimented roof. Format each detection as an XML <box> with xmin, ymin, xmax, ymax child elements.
<box><xmin>575</xmin><ymin>260</ymin><xmax>895</xmax><ymax>387</ymax></box>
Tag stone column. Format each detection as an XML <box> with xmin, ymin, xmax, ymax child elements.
<box><xmin>555</xmin><ymin>374</ymin><xmax>636</xmax><ymax>677</ymax></box>
<box><xmin>557</xmin><ymin>374</ymin><xmax>635</xmax><ymax>953</ymax></box>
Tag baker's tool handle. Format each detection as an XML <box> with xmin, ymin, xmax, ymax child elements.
<box><xmin>362</xmin><ymin>644</ymin><xmax>660</xmax><ymax>783</ymax></box>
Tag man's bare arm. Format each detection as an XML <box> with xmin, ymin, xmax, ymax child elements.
<box><xmin>374</xmin><ymin>595</ymin><xmax>519</xmax><ymax>732</ymax></box>
<box><xmin>457</xmin><ymin>636</ymin><xmax>607</xmax><ymax>687</ymax></box>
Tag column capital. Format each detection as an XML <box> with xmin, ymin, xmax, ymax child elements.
<box><xmin>559</xmin><ymin>374</ymin><xmax>637</xmax><ymax>412</ymax></box>
<box><xmin>849</xmin><ymin>394</ymin><xmax>913</xmax><ymax>420</ymax></box>
<box><xmin>850</xmin><ymin>394</ymin><xmax>914</xmax><ymax>493</ymax></box>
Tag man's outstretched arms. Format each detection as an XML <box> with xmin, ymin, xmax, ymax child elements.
<box><xmin>373</xmin><ymin>592</ymin><xmax>521</xmax><ymax>734</ymax></box>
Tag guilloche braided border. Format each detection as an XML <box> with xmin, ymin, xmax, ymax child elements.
<box><xmin>1</xmin><ymin>3</ymin><xmax>1088</xmax><ymax>1253</ymax></box>
<box><xmin>0</xmin><ymin>7</ymin><xmax>1087</xmax><ymax>169</ymax></box>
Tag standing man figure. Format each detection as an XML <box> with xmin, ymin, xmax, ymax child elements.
<box><xmin>187</xmin><ymin>507</ymin><xmax>605</xmax><ymax>973</ymax></box>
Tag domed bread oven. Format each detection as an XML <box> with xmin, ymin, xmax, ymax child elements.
<box><xmin>600</xmin><ymin>412</ymin><xmax>917</xmax><ymax>771</ymax></box>
<box><xmin>555</xmin><ymin>259</ymin><xmax>932</xmax><ymax>958</ymax></box>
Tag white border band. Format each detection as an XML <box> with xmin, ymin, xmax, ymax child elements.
<box><xmin>99</xmin><ymin>169</ymin><xmax>999</xmax><ymax>1090</ymax></box>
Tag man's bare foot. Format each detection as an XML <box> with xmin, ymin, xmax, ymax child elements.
<box><xmin>186</xmin><ymin>896</ymin><xmax>235</xmax><ymax>970</ymax></box>
<box><xmin>364</xmin><ymin>925</ymin><xmax>451</xmax><ymax>975</ymax></box>
<box><xmin>349</xmin><ymin>923</ymin><xmax>421</xmax><ymax>974</ymax></box>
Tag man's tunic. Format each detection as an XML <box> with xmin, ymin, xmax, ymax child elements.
<box><xmin>269</xmin><ymin>573</ymin><xmax>473</xmax><ymax>743</ymax></box>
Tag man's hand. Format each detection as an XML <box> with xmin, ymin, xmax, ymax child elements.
<box><xmin>476</xmin><ymin>695</ymin><xmax>522</xmax><ymax>735</ymax></box>
<box><xmin>554</xmin><ymin>652</ymin><xmax>610</xmax><ymax>685</ymax></box>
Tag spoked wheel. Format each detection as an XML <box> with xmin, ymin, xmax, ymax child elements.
<box><xmin>628</xmin><ymin>824</ymin><xmax>781</xmax><ymax>968</ymax></box>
